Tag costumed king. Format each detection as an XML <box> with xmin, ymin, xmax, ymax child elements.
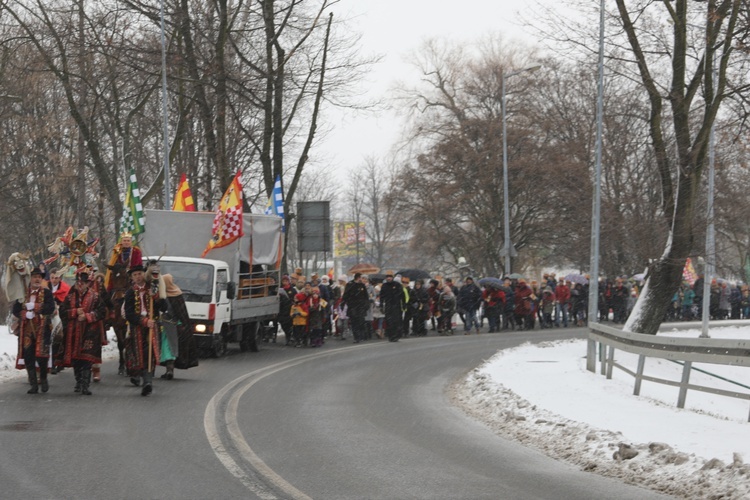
<box><xmin>58</xmin><ymin>269</ymin><xmax>107</xmax><ymax>395</ymax></box>
<box><xmin>105</xmin><ymin>231</ymin><xmax>142</xmax><ymax>291</ymax></box>
<box><xmin>123</xmin><ymin>264</ymin><xmax>168</xmax><ymax>396</ymax></box>
<box><xmin>12</xmin><ymin>266</ymin><xmax>56</xmax><ymax>394</ymax></box>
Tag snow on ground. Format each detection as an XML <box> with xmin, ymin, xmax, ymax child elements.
<box><xmin>3</xmin><ymin>324</ymin><xmax>750</xmax><ymax>497</ymax></box>
<box><xmin>452</xmin><ymin>326</ymin><xmax>750</xmax><ymax>499</ymax></box>
<box><xmin>0</xmin><ymin>325</ymin><xmax>119</xmax><ymax>382</ymax></box>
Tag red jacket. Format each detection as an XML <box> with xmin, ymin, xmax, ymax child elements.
<box><xmin>555</xmin><ymin>284</ymin><xmax>571</xmax><ymax>304</ymax></box>
<box><xmin>482</xmin><ymin>288</ymin><xmax>505</xmax><ymax>308</ymax></box>
<box><xmin>50</xmin><ymin>280</ymin><xmax>71</xmax><ymax>305</ymax></box>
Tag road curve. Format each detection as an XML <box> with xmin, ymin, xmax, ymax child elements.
<box><xmin>207</xmin><ymin>329</ymin><xmax>671</xmax><ymax>499</ymax></box>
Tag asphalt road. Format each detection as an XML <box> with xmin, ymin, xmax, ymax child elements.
<box><xmin>0</xmin><ymin>327</ymin><xmax>671</xmax><ymax>499</ymax></box>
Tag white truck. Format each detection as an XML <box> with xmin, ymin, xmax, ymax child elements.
<box><xmin>141</xmin><ymin>209</ymin><xmax>283</xmax><ymax>356</ymax></box>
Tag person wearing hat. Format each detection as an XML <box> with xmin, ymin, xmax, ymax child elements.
<box><xmin>290</xmin><ymin>267</ymin><xmax>305</xmax><ymax>284</ymax></box>
<box><xmin>12</xmin><ymin>266</ymin><xmax>56</xmax><ymax>394</ymax></box>
<box><xmin>158</xmin><ymin>273</ymin><xmax>200</xmax><ymax>378</ymax></box>
<box><xmin>123</xmin><ymin>264</ymin><xmax>169</xmax><ymax>396</ymax></box>
<box><xmin>379</xmin><ymin>271</ymin><xmax>404</xmax><ymax>342</ymax></box>
<box><xmin>58</xmin><ymin>269</ymin><xmax>107</xmax><ymax>395</ymax></box>
<box><xmin>105</xmin><ymin>231</ymin><xmax>143</xmax><ymax>291</ymax></box>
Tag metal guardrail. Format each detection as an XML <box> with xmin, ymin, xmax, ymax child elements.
<box><xmin>587</xmin><ymin>322</ymin><xmax>750</xmax><ymax>422</ymax></box>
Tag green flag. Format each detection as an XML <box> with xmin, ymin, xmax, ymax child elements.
<box><xmin>119</xmin><ymin>169</ymin><xmax>145</xmax><ymax>237</ymax></box>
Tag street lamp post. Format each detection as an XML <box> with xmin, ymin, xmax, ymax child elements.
<box><xmin>502</xmin><ymin>65</ymin><xmax>540</xmax><ymax>275</ymax></box>
<box><xmin>587</xmin><ymin>0</ymin><xmax>605</xmax><ymax>372</ymax></box>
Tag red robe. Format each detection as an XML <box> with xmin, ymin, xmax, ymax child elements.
<box><xmin>59</xmin><ymin>286</ymin><xmax>107</xmax><ymax>365</ymax></box>
<box><xmin>12</xmin><ymin>286</ymin><xmax>56</xmax><ymax>369</ymax></box>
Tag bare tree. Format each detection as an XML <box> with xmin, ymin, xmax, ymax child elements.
<box><xmin>611</xmin><ymin>0</ymin><xmax>748</xmax><ymax>334</ymax></box>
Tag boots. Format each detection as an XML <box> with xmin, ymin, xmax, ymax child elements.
<box><xmin>92</xmin><ymin>365</ymin><xmax>101</xmax><ymax>382</ymax></box>
<box><xmin>26</xmin><ymin>366</ymin><xmax>39</xmax><ymax>394</ymax></box>
<box><xmin>160</xmin><ymin>361</ymin><xmax>174</xmax><ymax>380</ymax></box>
<box><xmin>74</xmin><ymin>365</ymin><xmax>82</xmax><ymax>392</ymax></box>
<box><xmin>80</xmin><ymin>368</ymin><xmax>92</xmax><ymax>396</ymax></box>
<box><xmin>376</xmin><ymin>329</ymin><xmax>384</xmax><ymax>339</ymax></box>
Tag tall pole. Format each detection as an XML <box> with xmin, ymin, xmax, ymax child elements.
<box><xmin>587</xmin><ymin>0</ymin><xmax>605</xmax><ymax>371</ymax></box>
<box><xmin>588</xmin><ymin>0</ymin><xmax>605</xmax><ymax>325</ymax></box>
<box><xmin>501</xmin><ymin>72</ymin><xmax>511</xmax><ymax>276</ymax></box>
<box><xmin>160</xmin><ymin>0</ymin><xmax>171</xmax><ymax>209</ymax></box>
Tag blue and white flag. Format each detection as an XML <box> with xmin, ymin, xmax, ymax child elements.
<box><xmin>264</xmin><ymin>174</ymin><xmax>285</xmax><ymax>232</ymax></box>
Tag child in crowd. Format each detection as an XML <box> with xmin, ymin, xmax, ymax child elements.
<box><xmin>290</xmin><ymin>292</ymin><xmax>309</xmax><ymax>347</ymax></box>
<box><xmin>307</xmin><ymin>287</ymin><xmax>327</xmax><ymax>347</ymax></box>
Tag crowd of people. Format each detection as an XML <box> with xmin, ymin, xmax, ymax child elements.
<box><xmin>666</xmin><ymin>277</ymin><xmax>750</xmax><ymax>321</ymax></box>
<box><xmin>9</xmin><ymin>232</ymin><xmax>198</xmax><ymax>397</ymax></box>
<box><xmin>270</xmin><ymin>270</ymin><xmax>648</xmax><ymax>346</ymax></box>
<box><xmin>14</xmin><ymin>245</ymin><xmax>745</xmax><ymax>397</ymax></box>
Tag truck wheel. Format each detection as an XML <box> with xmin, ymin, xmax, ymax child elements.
<box><xmin>240</xmin><ymin>322</ymin><xmax>259</xmax><ymax>352</ymax></box>
<box><xmin>212</xmin><ymin>329</ymin><xmax>228</xmax><ymax>358</ymax></box>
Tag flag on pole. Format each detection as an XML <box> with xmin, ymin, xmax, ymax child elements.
<box><xmin>202</xmin><ymin>172</ymin><xmax>244</xmax><ymax>257</ymax></box>
<box><xmin>119</xmin><ymin>168</ymin><xmax>145</xmax><ymax>238</ymax></box>
<box><xmin>172</xmin><ymin>173</ymin><xmax>196</xmax><ymax>211</ymax></box>
<box><xmin>264</xmin><ymin>174</ymin><xmax>285</xmax><ymax>232</ymax></box>
<box><xmin>682</xmin><ymin>257</ymin><xmax>698</xmax><ymax>285</ymax></box>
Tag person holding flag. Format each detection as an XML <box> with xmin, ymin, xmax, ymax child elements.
<box><xmin>105</xmin><ymin>169</ymin><xmax>145</xmax><ymax>290</ymax></box>
<box><xmin>202</xmin><ymin>172</ymin><xmax>244</xmax><ymax>257</ymax></box>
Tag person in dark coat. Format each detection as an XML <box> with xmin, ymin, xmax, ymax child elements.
<box><xmin>410</xmin><ymin>279</ymin><xmax>430</xmax><ymax>336</ymax></box>
<box><xmin>59</xmin><ymin>270</ymin><xmax>107</xmax><ymax>395</ymax></box>
<box><xmin>13</xmin><ymin>266</ymin><xmax>56</xmax><ymax>394</ymax></box>
<box><xmin>502</xmin><ymin>277</ymin><xmax>515</xmax><ymax>330</ymax></box>
<box><xmin>342</xmin><ymin>273</ymin><xmax>370</xmax><ymax>343</ymax></box>
<box><xmin>379</xmin><ymin>271</ymin><xmax>405</xmax><ymax>342</ymax></box>
<box><xmin>610</xmin><ymin>278</ymin><xmax>630</xmax><ymax>324</ymax></box>
<box><xmin>457</xmin><ymin>277</ymin><xmax>482</xmax><ymax>334</ymax></box>
<box><xmin>159</xmin><ymin>273</ymin><xmax>199</xmax><ymax>379</ymax></box>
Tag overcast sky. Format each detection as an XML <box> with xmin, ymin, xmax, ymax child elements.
<box><xmin>318</xmin><ymin>0</ymin><xmax>584</xmax><ymax>181</ymax></box>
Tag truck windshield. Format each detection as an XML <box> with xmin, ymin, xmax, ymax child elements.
<box><xmin>158</xmin><ymin>262</ymin><xmax>214</xmax><ymax>303</ymax></box>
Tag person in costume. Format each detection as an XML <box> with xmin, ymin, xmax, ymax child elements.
<box><xmin>159</xmin><ymin>273</ymin><xmax>199</xmax><ymax>379</ymax></box>
<box><xmin>59</xmin><ymin>270</ymin><xmax>107</xmax><ymax>395</ymax></box>
<box><xmin>123</xmin><ymin>264</ymin><xmax>168</xmax><ymax>396</ymax></box>
<box><xmin>12</xmin><ymin>266</ymin><xmax>56</xmax><ymax>394</ymax></box>
<box><xmin>105</xmin><ymin>232</ymin><xmax>142</xmax><ymax>292</ymax></box>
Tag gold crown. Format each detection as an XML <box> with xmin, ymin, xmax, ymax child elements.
<box><xmin>120</xmin><ymin>231</ymin><xmax>133</xmax><ymax>239</ymax></box>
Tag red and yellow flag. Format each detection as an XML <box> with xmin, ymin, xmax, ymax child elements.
<box><xmin>172</xmin><ymin>173</ymin><xmax>196</xmax><ymax>211</ymax></box>
<box><xmin>202</xmin><ymin>172</ymin><xmax>244</xmax><ymax>257</ymax></box>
